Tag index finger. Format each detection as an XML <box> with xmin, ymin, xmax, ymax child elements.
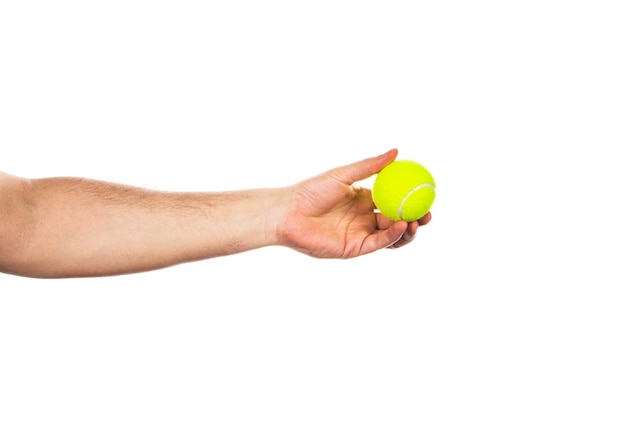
<box><xmin>330</xmin><ymin>149</ymin><xmax>398</xmax><ymax>185</ymax></box>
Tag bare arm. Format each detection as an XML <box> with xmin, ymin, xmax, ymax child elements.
<box><xmin>1</xmin><ymin>173</ymin><xmax>282</xmax><ymax>277</ymax></box>
<box><xmin>0</xmin><ymin>150</ymin><xmax>430</xmax><ymax>278</ymax></box>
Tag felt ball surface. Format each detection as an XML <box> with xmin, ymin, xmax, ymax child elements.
<box><xmin>372</xmin><ymin>160</ymin><xmax>436</xmax><ymax>222</ymax></box>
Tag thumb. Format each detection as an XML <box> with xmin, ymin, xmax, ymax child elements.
<box><xmin>331</xmin><ymin>149</ymin><xmax>398</xmax><ymax>184</ymax></box>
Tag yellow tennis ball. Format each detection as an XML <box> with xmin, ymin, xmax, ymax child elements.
<box><xmin>372</xmin><ymin>160</ymin><xmax>436</xmax><ymax>222</ymax></box>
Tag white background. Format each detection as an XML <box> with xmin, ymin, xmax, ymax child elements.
<box><xmin>1</xmin><ymin>1</ymin><xmax>625</xmax><ymax>440</ymax></box>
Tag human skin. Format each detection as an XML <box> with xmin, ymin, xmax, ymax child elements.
<box><xmin>0</xmin><ymin>149</ymin><xmax>431</xmax><ymax>278</ymax></box>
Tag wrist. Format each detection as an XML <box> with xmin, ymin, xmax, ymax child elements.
<box><xmin>261</xmin><ymin>186</ymin><xmax>293</xmax><ymax>249</ymax></box>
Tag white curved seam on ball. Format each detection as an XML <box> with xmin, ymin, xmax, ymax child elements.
<box><xmin>398</xmin><ymin>183</ymin><xmax>436</xmax><ymax>220</ymax></box>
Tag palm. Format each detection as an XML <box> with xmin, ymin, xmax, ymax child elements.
<box><xmin>284</xmin><ymin>179</ymin><xmax>380</xmax><ymax>258</ymax></box>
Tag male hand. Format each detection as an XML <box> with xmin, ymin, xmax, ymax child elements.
<box><xmin>278</xmin><ymin>149</ymin><xmax>431</xmax><ymax>258</ymax></box>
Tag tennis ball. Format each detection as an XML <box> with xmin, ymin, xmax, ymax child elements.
<box><xmin>372</xmin><ymin>160</ymin><xmax>436</xmax><ymax>222</ymax></box>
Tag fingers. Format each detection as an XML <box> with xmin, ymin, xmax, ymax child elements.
<box><xmin>331</xmin><ymin>149</ymin><xmax>398</xmax><ymax>185</ymax></box>
<box><xmin>360</xmin><ymin>221</ymin><xmax>408</xmax><ymax>255</ymax></box>
<box><xmin>417</xmin><ymin>211</ymin><xmax>432</xmax><ymax>226</ymax></box>
<box><xmin>372</xmin><ymin>212</ymin><xmax>432</xmax><ymax>251</ymax></box>
<box><xmin>389</xmin><ymin>212</ymin><xmax>432</xmax><ymax>248</ymax></box>
<box><xmin>387</xmin><ymin>221</ymin><xmax>419</xmax><ymax>249</ymax></box>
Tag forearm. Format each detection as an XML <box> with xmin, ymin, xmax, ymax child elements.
<box><xmin>7</xmin><ymin>177</ymin><xmax>284</xmax><ymax>278</ymax></box>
